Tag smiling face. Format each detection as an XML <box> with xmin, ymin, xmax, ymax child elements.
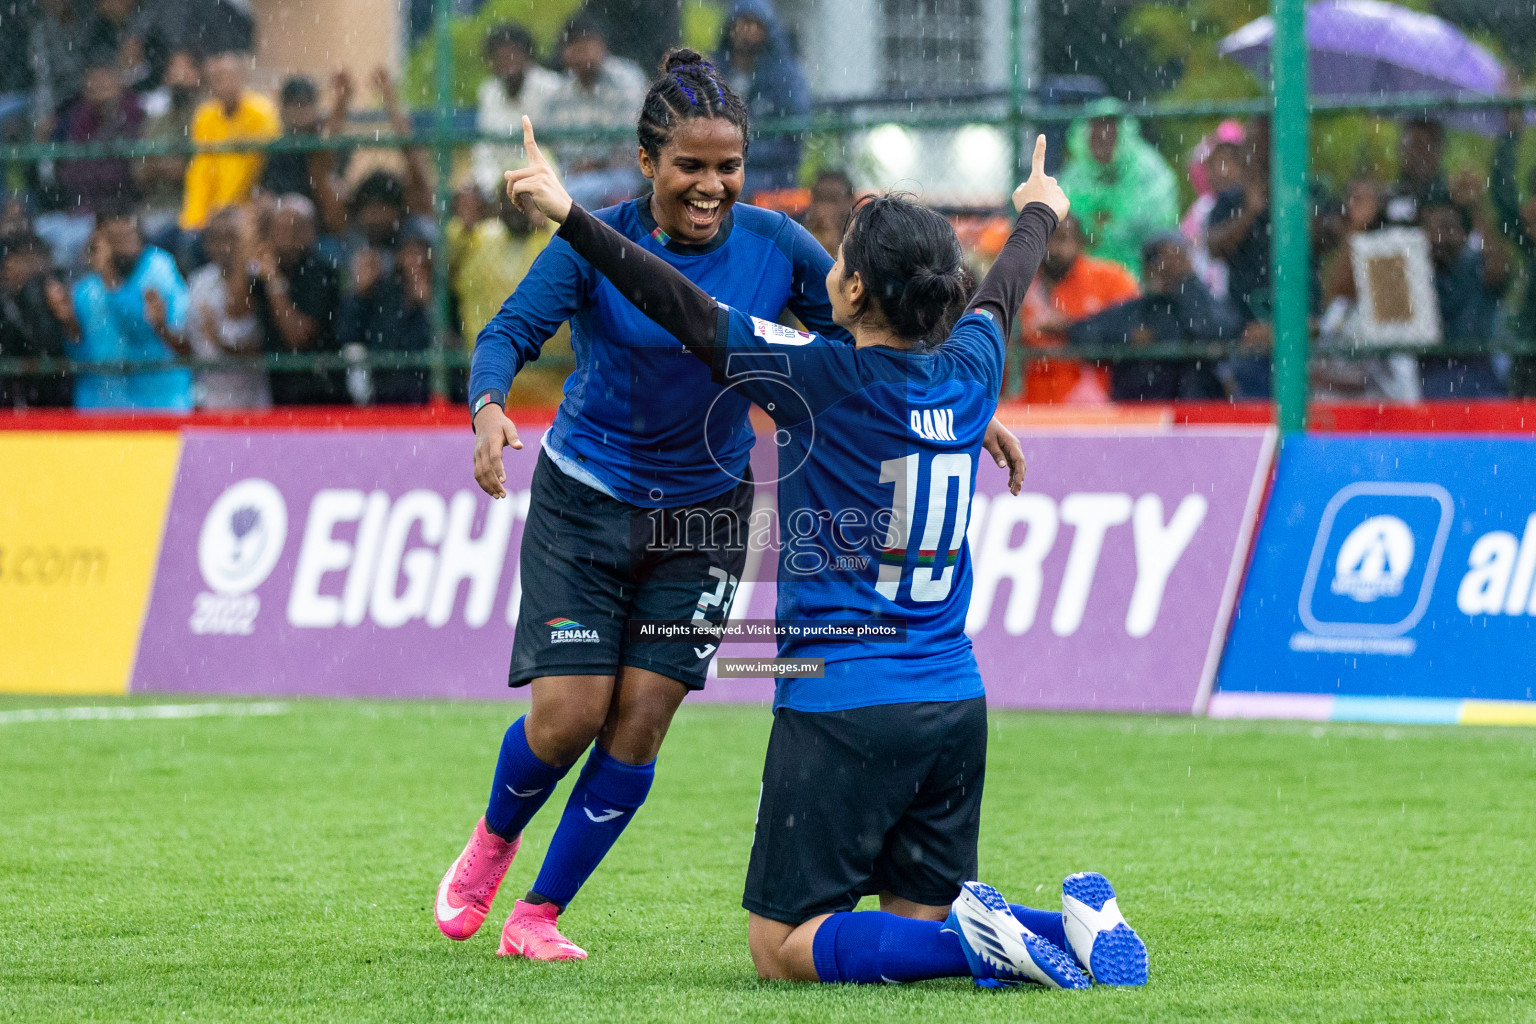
<box><xmin>639</xmin><ymin>117</ymin><xmax>745</xmax><ymax>245</ymax></box>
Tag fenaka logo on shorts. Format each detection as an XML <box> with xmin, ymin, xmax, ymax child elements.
<box><xmin>548</xmin><ymin>617</ymin><xmax>600</xmax><ymax>644</ymax></box>
<box><xmin>192</xmin><ymin>479</ymin><xmax>289</xmax><ymax>635</ymax></box>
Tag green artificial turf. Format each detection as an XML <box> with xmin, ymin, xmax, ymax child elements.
<box><xmin>2</xmin><ymin>697</ymin><xmax>1534</xmax><ymax>1023</ymax></box>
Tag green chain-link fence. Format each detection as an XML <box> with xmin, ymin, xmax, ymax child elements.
<box><xmin>7</xmin><ymin>0</ymin><xmax>1536</xmax><ymax>429</ymax></box>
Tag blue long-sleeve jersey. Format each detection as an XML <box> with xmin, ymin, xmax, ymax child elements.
<box><xmin>548</xmin><ymin>200</ymin><xmax>1058</xmax><ymax>713</ymax></box>
<box><xmin>709</xmin><ymin>306</ymin><xmax>1005</xmax><ymax>711</ymax></box>
<box><xmin>469</xmin><ymin>197</ymin><xmax>846</xmax><ymax>507</ymax></box>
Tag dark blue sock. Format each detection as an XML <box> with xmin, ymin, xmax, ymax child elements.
<box><xmin>529</xmin><ymin>744</ymin><xmax>654</xmax><ymax>908</ymax></box>
<box><xmin>1010</xmin><ymin>903</ymin><xmax>1068</xmax><ymax>951</ymax></box>
<box><xmin>484</xmin><ymin>716</ymin><xmax>570</xmax><ymax>840</ymax></box>
<box><xmin>810</xmin><ymin>911</ymin><xmax>973</xmax><ymax>984</ymax></box>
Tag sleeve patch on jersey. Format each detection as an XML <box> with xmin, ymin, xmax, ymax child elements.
<box><xmin>751</xmin><ymin>315</ymin><xmax>815</xmax><ymax>346</ymax></box>
<box><xmin>970</xmin><ymin>307</ymin><xmax>996</xmax><ymax>322</ymax></box>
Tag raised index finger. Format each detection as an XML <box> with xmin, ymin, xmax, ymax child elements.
<box><xmin>1031</xmin><ymin>134</ymin><xmax>1047</xmax><ymax>177</ymax></box>
<box><xmin>522</xmin><ymin>115</ymin><xmax>546</xmax><ymax>168</ymax></box>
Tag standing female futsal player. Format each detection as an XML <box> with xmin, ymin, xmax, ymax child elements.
<box><xmin>436</xmin><ymin>50</ymin><xmax>1027</xmax><ymax>961</ymax></box>
<box><xmin>510</xmin><ymin>119</ymin><xmax>1148</xmax><ymax>989</ymax></box>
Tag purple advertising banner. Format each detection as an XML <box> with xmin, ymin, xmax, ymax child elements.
<box><xmin>134</xmin><ymin>427</ymin><xmax>1273</xmax><ymax>712</ymax></box>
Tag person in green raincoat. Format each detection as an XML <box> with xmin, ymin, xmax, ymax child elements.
<box><xmin>1056</xmin><ymin>98</ymin><xmax>1179</xmax><ymax>278</ymax></box>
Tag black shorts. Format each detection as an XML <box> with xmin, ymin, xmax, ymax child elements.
<box><xmin>742</xmin><ymin>697</ymin><xmax>987</xmax><ymax>925</ymax></box>
<box><xmin>508</xmin><ymin>449</ymin><xmax>753</xmax><ymax>691</ymax></box>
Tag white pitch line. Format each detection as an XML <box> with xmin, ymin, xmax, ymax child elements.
<box><xmin>0</xmin><ymin>702</ymin><xmax>291</xmax><ymax>725</ymax></box>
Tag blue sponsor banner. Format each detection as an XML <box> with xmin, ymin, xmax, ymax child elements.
<box><xmin>1220</xmin><ymin>436</ymin><xmax>1536</xmax><ymax>702</ymax></box>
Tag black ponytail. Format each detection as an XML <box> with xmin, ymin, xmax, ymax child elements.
<box><xmin>840</xmin><ymin>194</ymin><xmax>968</xmax><ymax>344</ymax></box>
<box><xmin>637</xmin><ymin>47</ymin><xmax>751</xmax><ymax>160</ymax></box>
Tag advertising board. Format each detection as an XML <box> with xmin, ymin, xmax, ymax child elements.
<box><xmin>1219</xmin><ymin>436</ymin><xmax>1536</xmax><ymax>707</ymax></box>
<box><xmin>135</xmin><ymin>427</ymin><xmax>1273</xmax><ymax>713</ymax></box>
<box><xmin>1</xmin><ymin>432</ymin><xmax>180</xmax><ymax>694</ymax></box>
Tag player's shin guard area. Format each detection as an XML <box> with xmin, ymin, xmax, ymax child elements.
<box><xmin>529</xmin><ymin>744</ymin><xmax>655</xmax><ymax>907</ymax></box>
<box><xmin>485</xmin><ymin>716</ymin><xmax>570</xmax><ymax>840</ymax></box>
<box><xmin>809</xmin><ymin>911</ymin><xmax>972</xmax><ymax>984</ymax></box>
<box><xmin>1061</xmin><ymin>872</ymin><xmax>1149</xmax><ymax>986</ymax></box>
<box><xmin>944</xmin><ymin>882</ymin><xmax>1090</xmax><ymax>990</ymax></box>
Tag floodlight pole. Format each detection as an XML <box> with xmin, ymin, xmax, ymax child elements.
<box><xmin>1270</xmin><ymin>0</ymin><xmax>1310</xmax><ymax>434</ymax></box>
<box><xmin>429</xmin><ymin>0</ymin><xmax>454</xmax><ymax>402</ymax></box>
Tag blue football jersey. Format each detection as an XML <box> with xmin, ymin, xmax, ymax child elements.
<box><xmin>469</xmin><ymin>198</ymin><xmax>845</xmax><ymax>507</ymax></box>
<box><xmin>711</xmin><ymin>305</ymin><xmax>1006</xmax><ymax>711</ymax></box>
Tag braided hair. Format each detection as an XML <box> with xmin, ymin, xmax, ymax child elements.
<box><xmin>637</xmin><ymin>48</ymin><xmax>750</xmax><ymax>160</ymax></box>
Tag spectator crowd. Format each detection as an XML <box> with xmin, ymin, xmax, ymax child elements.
<box><xmin>1014</xmin><ymin>104</ymin><xmax>1536</xmax><ymax>403</ymax></box>
<box><xmin>1</xmin><ymin>0</ymin><xmax>1534</xmax><ymax>411</ymax></box>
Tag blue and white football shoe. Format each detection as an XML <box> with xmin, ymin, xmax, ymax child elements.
<box><xmin>943</xmin><ymin>881</ymin><xmax>1090</xmax><ymax>990</ymax></box>
<box><xmin>1061</xmin><ymin>871</ymin><xmax>1148</xmax><ymax>986</ymax></box>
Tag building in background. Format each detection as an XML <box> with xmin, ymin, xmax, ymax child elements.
<box><xmin>776</xmin><ymin>0</ymin><xmax>1039</xmax><ymax>205</ymax></box>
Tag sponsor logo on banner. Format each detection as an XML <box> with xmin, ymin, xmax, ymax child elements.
<box><xmin>1221</xmin><ymin>437</ymin><xmax>1536</xmax><ymax>704</ymax></box>
<box><xmin>191</xmin><ymin>479</ymin><xmax>289</xmax><ymax>635</ymax></box>
<box><xmin>1290</xmin><ymin>482</ymin><xmax>1454</xmax><ymax>656</ymax></box>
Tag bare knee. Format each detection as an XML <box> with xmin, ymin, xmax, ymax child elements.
<box><xmin>525</xmin><ymin>676</ymin><xmax>613</xmax><ymax>766</ymax></box>
<box><xmin>598</xmin><ymin>669</ymin><xmax>689</xmax><ymax>763</ymax></box>
<box><xmin>747</xmin><ymin>912</ymin><xmax>825</xmax><ymax>982</ymax></box>
<box><xmin>748</xmin><ymin>925</ymin><xmax>794</xmax><ymax>980</ymax></box>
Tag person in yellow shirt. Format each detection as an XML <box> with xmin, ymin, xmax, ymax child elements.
<box><xmin>179</xmin><ymin>52</ymin><xmax>281</xmax><ymax>230</ymax></box>
<box><xmin>449</xmin><ymin>184</ymin><xmax>558</xmax><ymax>344</ymax></box>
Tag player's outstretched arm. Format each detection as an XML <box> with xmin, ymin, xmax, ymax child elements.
<box><xmin>506</xmin><ymin>116</ymin><xmax>725</xmax><ymax>362</ymax></box>
<box><xmin>972</xmin><ymin>135</ymin><xmax>1068</xmax><ymax>327</ymax></box>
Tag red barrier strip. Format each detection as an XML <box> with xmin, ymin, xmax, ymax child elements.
<box><xmin>2</xmin><ymin>400</ymin><xmax>1535</xmax><ymax>433</ymax></box>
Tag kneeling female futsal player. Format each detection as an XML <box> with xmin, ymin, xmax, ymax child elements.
<box><xmin>436</xmin><ymin>51</ymin><xmax>1028</xmax><ymax>961</ymax></box>
<box><xmin>509</xmin><ymin>120</ymin><xmax>1149</xmax><ymax>987</ymax></box>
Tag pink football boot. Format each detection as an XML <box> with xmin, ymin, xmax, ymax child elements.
<box><xmin>497</xmin><ymin>899</ymin><xmax>588</xmax><ymax>961</ymax></box>
<box><xmin>434</xmin><ymin>818</ymin><xmax>520</xmax><ymax>940</ymax></box>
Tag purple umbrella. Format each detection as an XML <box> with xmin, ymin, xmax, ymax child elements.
<box><xmin>1220</xmin><ymin>0</ymin><xmax>1507</xmax><ymax>132</ymax></box>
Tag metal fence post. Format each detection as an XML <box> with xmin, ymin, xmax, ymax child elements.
<box><xmin>1271</xmin><ymin>0</ymin><xmax>1310</xmax><ymax>434</ymax></box>
<box><xmin>429</xmin><ymin>0</ymin><xmax>455</xmax><ymax>402</ymax></box>
<box><xmin>1004</xmin><ymin>0</ymin><xmax>1026</xmax><ymax>396</ymax></box>
<box><xmin>1009</xmin><ymin>0</ymin><xmax>1025</xmax><ymax>184</ymax></box>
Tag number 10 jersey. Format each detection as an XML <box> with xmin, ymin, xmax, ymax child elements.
<box><xmin>708</xmin><ymin>305</ymin><xmax>1006</xmax><ymax>713</ymax></box>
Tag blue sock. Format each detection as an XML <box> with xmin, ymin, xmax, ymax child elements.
<box><xmin>810</xmin><ymin>912</ymin><xmax>973</xmax><ymax>984</ymax></box>
<box><xmin>1010</xmin><ymin>903</ymin><xmax>1068</xmax><ymax>951</ymax></box>
<box><xmin>529</xmin><ymin>744</ymin><xmax>654</xmax><ymax>908</ymax></box>
<box><xmin>484</xmin><ymin>717</ymin><xmax>571</xmax><ymax>840</ymax></box>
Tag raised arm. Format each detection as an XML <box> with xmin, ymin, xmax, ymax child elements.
<box><xmin>506</xmin><ymin>117</ymin><xmax>722</xmax><ymax>362</ymax></box>
<box><xmin>971</xmin><ymin>135</ymin><xmax>1068</xmax><ymax>327</ymax></box>
<box><xmin>555</xmin><ymin>205</ymin><xmax>720</xmax><ymax>356</ymax></box>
